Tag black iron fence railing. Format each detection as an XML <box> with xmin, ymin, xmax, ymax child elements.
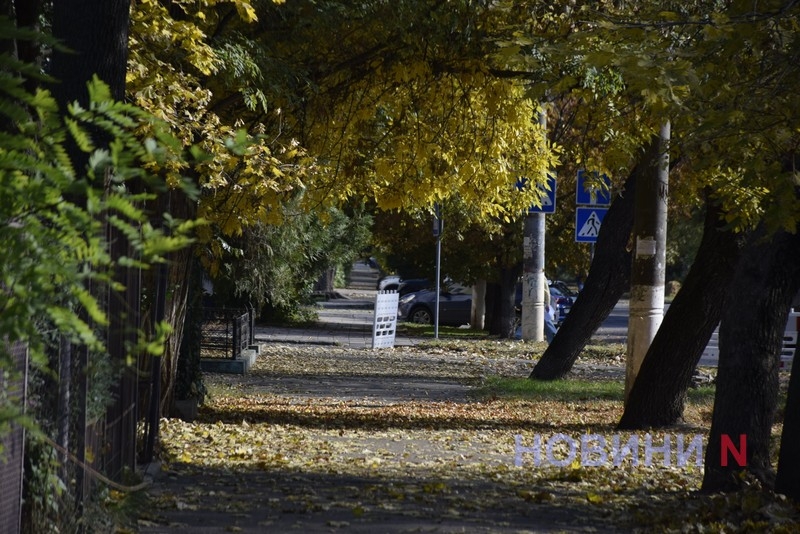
<box><xmin>199</xmin><ymin>308</ymin><xmax>254</xmax><ymax>359</ymax></box>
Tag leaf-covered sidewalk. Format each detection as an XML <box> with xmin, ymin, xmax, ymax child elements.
<box><xmin>137</xmin><ymin>341</ymin><xmax>799</xmax><ymax>533</ymax></box>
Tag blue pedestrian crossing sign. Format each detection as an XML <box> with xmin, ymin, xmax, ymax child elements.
<box><xmin>575</xmin><ymin>207</ymin><xmax>608</xmax><ymax>243</ymax></box>
<box><xmin>576</xmin><ymin>170</ymin><xmax>612</xmax><ymax>206</ymax></box>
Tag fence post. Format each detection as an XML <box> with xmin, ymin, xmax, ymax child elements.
<box><xmin>0</xmin><ymin>341</ymin><xmax>28</xmax><ymax>534</ymax></box>
<box><xmin>232</xmin><ymin>312</ymin><xmax>239</xmax><ymax>360</ymax></box>
<box><xmin>249</xmin><ymin>306</ymin><xmax>255</xmax><ymax>346</ymax></box>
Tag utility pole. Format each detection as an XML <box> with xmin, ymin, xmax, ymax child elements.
<box><xmin>521</xmin><ymin>107</ymin><xmax>548</xmax><ymax>341</ymax></box>
<box><xmin>522</xmin><ymin>215</ymin><xmax>546</xmax><ymax>341</ymax></box>
<box><xmin>625</xmin><ymin>121</ymin><xmax>670</xmax><ymax>401</ymax></box>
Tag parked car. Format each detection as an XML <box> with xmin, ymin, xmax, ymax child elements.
<box><xmin>548</xmin><ymin>285</ymin><xmax>574</xmax><ymax>326</ymax></box>
<box><xmin>550</xmin><ymin>280</ymin><xmax>578</xmax><ymax>298</ymax></box>
<box><xmin>397</xmin><ymin>282</ymin><xmax>472</xmax><ymax>326</ymax></box>
<box><xmin>515</xmin><ymin>283</ymin><xmax>574</xmax><ymax>326</ymax></box>
<box><xmin>398</xmin><ymin>278</ymin><xmax>431</xmax><ymax>296</ymax></box>
<box><xmin>399</xmin><ymin>282</ymin><xmax>573</xmax><ymax>327</ymax></box>
<box><xmin>376</xmin><ymin>274</ymin><xmax>401</xmax><ymax>291</ymax></box>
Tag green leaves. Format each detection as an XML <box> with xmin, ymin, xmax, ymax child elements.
<box><xmin>0</xmin><ymin>47</ymin><xmax>199</xmax><ymax>378</ymax></box>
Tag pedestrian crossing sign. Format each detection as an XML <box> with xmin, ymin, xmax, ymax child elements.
<box><xmin>575</xmin><ymin>207</ymin><xmax>608</xmax><ymax>243</ymax></box>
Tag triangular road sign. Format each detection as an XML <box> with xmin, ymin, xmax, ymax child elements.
<box><xmin>578</xmin><ymin>211</ymin><xmax>602</xmax><ymax>237</ymax></box>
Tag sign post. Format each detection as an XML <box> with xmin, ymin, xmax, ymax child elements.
<box><xmin>433</xmin><ymin>203</ymin><xmax>442</xmax><ymax>339</ymax></box>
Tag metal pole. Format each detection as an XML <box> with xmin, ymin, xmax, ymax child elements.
<box><xmin>625</xmin><ymin>121</ymin><xmax>670</xmax><ymax>401</ymax></box>
<box><xmin>434</xmin><ymin>203</ymin><xmax>442</xmax><ymax>339</ymax></box>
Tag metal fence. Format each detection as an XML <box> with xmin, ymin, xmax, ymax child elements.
<box><xmin>199</xmin><ymin>308</ymin><xmax>254</xmax><ymax>359</ymax></box>
<box><xmin>0</xmin><ymin>340</ymin><xmax>28</xmax><ymax>534</ymax></box>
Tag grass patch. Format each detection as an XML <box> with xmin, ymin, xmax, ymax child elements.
<box><xmin>476</xmin><ymin>376</ymin><xmax>717</xmax><ymax>405</ymax></box>
<box><xmin>687</xmin><ymin>385</ymin><xmax>716</xmax><ymax>404</ymax></box>
<box><xmin>581</xmin><ymin>343</ymin><xmax>626</xmax><ymax>362</ymax></box>
<box><xmin>399</xmin><ymin>322</ymin><xmax>489</xmax><ymax>338</ymax></box>
<box><xmin>475</xmin><ymin>376</ymin><xmax>624</xmax><ymax>401</ymax></box>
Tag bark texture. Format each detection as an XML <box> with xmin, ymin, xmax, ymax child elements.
<box><xmin>50</xmin><ymin>0</ymin><xmax>130</xmax><ymax>105</ymax></box>
<box><xmin>488</xmin><ymin>265</ymin><xmax>522</xmax><ymax>339</ymax></box>
<box><xmin>618</xmin><ymin>197</ymin><xmax>746</xmax><ymax>428</ymax></box>
<box><xmin>529</xmin><ymin>136</ymin><xmax>668</xmax><ymax>379</ymax></box>
<box><xmin>702</xmin><ymin>226</ymin><xmax>800</xmax><ymax>491</ymax></box>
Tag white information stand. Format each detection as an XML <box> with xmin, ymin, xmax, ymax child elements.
<box><xmin>372</xmin><ymin>290</ymin><xmax>399</xmax><ymax>349</ymax></box>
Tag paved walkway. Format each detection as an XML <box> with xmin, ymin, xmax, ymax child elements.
<box><xmin>255</xmin><ymin>288</ymin><xmax>422</xmax><ymax>349</ymax></box>
<box><xmin>255</xmin><ymin>286</ymin><xmax>629</xmax><ymax>349</ymax></box>
<box><xmin>140</xmin><ymin>301</ymin><xmax>629</xmax><ymax>533</ymax></box>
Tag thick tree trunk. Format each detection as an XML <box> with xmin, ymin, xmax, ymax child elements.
<box><xmin>529</xmin><ymin>136</ymin><xmax>664</xmax><ymax>379</ymax></box>
<box><xmin>776</xmin><ymin>340</ymin><xmax>800</xmax><ymax>500</ymax></box>
<box><xmin>314</xmin><ymin>267</ymin><xmax>337</xmax><ymax>295</ymax></box>
<box><xmin>1</xmin><ymin>1</ymin><xmax>15</xmax><ymax>58</ymax></box>
<box><xmin>488</xmin><ymin>265</ymin><xmax>522</xmax><ymax>338</ymax></box>
<box><xmin>50</xmin><ymin>0</ymin><xmax>130</xmax><ymax>105</ymax></box>
<box><xmin>14</xmin><ymin>0</ymin><xmax>41</xmax><ymax>93</ymax></box>
<box><xmin>50</xmin><ymin>0</ymin><xmax>136</xmax><ymax>485</ymax></box>
<box><xmin>471</xmin><ymin>279</ymin><xmax>487</xmax><ymax>330</ymax></box>
<box><xmin>618</xmin><ymin>197</ymin><xmax>746</xmax><ymax>428</ymax></box>
<box><xmin>159</xmin><ymin>193</ymin><xmax>197</xmax><ymax>416</ymax></box>
<box><xmin>159</xmin><ymin>248</ymin><xmax>193</xmax><ymax>416</ymax></box>
<box><xmin>702</xmin><ymin>226</ymin><xmax>800</xmax><ymax>491</ymax></box>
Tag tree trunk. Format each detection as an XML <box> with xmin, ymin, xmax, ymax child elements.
<box><xmin>153</xmin><ymin>246</ymin><xmax>194</xmax><ymax>416</ymax></box>
<box><xmin>702</xmin><ymin>225</ymin><xmax>800</xmax><ymax>491</ymax></box>
<box><xmin>625</xmin><ymin>121</ymin><xmax>669</xmax><ymax>399</ymax></box>
<box><xmin>50</xmin><ymin>0</ymin><xmax>136</xmax><ymax>485</ymax></box>
<box><xmin>159</xmin><ymin>193</ymin><xmax>197</xmax><ymax>416</ymax></box>
<box><xmin>529</xmin><ymin>136</ymin><xmax>662</xmax><ymax>379</ymax></box>
<box><xmin>484</xmin><ymin>281</ymin><xmax>499</xmax><ymax>332</ymax></box>
<box><xmin>471</xmin><ymin>279</ymin><xmax>487</xmax><ymax>330</ymax></box>
<box><xmin>314</xmin><ymin>267</ymin><xmax>337</xmax><ymax>295</ymax></box>
<box><xmin>14</xmin><ymin>0</ymin><xmax>41</xmax><ymax>93</ymax></box>
<box><xmin>488</xmin><ymin>266</ymin><xmax>522</xmax><ymax>338</ymax></box>
<box><xmin>50</xmin><ymin>0</ymin><xmax>130</xmax><ymax>105</ymax></box>
<box><xmin>776</xmin><ymin>340</ymin><xmax>800</xmax><ymax>500</ymax></box>
<box><xmin>618</xmin><ymin>196</ymin><xmax>746</xmax><ymax>428</ymax></box>
<box><xmin>1</xmin><ymin>1</ymin><xmax>14</xmax><ymax>59</ymax></box>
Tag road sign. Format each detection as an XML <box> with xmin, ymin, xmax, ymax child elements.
<box><xmin>575</xmin><ymin>207</ymin><xmax>608</xmax><ymax>243</ymax></box>
<box><xmin>528</xmin><ymin>175</ymin><xmax>556</xmax><ymax>214</ymax></box>
<box><xmin>576</xmin><ymin>170</ymin><xmax>612</xmax><ymax>206</ymax></box>
<box><xmin>516</xmin><ymin>176</ymin><xmax>556</xmax><ymax>214</ymax></box>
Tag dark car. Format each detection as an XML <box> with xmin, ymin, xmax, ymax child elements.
<box><xmin>376</xmin><ymin>274</ymin><xmax>400</xmax><ymax>291</ymax></box>
<box><xmin>548</xmin><ymin>285</ymin><xmax>574</xmax><ymax>325</ymax></box>
<box><xmin>398</xmin><ymin>278</ymin><xmax>431</xmax><ymax>296</ymax></box>
<box><xmin>514</xmin><ymin>283</ymin><xmax>574</xmax><ymax>326</ymax></box>
<box><xmin>397</xmin><ymin>282</ymin><xmax>472</xmax><ymax>326</ymax></box>
<box><xmin>550</xmin><ymin>280</ymin><xmax>578</xmax><ymax>298</ymax></box>
<box><xmin>399</xmin><ymin>282</ymin><xmax>573</xmax><ymax>327</ymax></box>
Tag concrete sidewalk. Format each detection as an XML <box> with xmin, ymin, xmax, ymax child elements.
<box><xmin>255</xmin><ymin>288</ymin><xmax>422</xmax><ymax>349</ymax></box>
<box><xmin>254</xmin><ymin>286</ymin><xmax>630</xmax><ymax>349</ymax></box>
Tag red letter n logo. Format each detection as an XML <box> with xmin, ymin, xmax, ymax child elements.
<box><xmin>720</xmin><ymin>434</ymin><xmax>747</xmax><ymax>467</ymax></box>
